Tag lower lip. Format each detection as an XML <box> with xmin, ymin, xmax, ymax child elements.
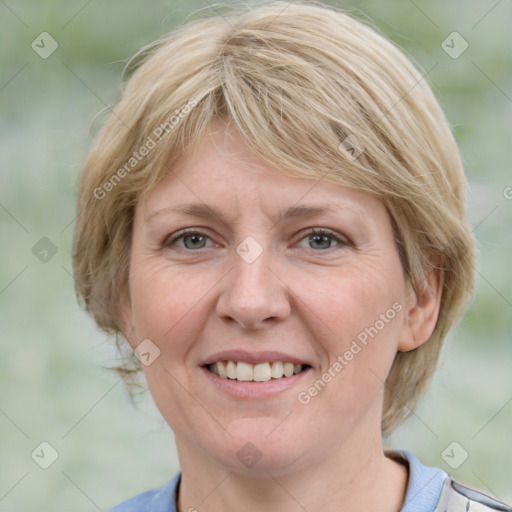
<box><xmin>200</xmin><ymin>366</ymin><xmax>312</xmax><ymax>399</ymax></box>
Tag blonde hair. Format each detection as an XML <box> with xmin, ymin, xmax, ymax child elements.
<box><xmin>72</xmin><ymin>0</ymin><xmax>477</xmax><ymax>436</ymax></box>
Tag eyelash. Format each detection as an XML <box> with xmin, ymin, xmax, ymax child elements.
<box><xmin>162</xmin><ymin>227</ymin><xmax>350</xmax><ymax>252</ymax></box>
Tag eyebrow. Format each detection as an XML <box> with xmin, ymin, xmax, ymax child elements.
<box><xmin>144</xmin><ymin>202</ymin><xmax>364</xmax><ymax>225</ymax></box>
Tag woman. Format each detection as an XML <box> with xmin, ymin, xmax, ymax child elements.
<box><xmin>72</xmin><ymin>1</ymin><xmax>510</xmax><ymax>510</ymax></box>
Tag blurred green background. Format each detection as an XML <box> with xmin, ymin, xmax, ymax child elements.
<box><xmin>1</xmin><ymin>0</ymin><xmax>511</xmax><ymax>509</ymax></box>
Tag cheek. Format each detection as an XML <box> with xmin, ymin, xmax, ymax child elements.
<box><xmin>140</xmin><ymin>361</ymin><xmax>209</xmax><ymax>445</ymax></box>
<box><xmin>313</xmin><ymin>264</ymin><xmax>405</xmax><ymax>393</ymax></box>
<box><xmin>314</xmin><ymin>262</ymin><xmax>403</xmax><ymax>342</ymax></box>
<box><xmin>129</xmin><ymin>259</ymin><xmax>203</xmax><ymax>341</ymax></box>
<box><xmin>129</xmin><ymin>261</ymin><xmax>213</xmax><ymax>435</ymax></box>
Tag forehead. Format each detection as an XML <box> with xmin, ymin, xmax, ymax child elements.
<box><xmin>138</xmin><ymin>124</ymin><xmax>387</xmax><ymax>224</ymax></box>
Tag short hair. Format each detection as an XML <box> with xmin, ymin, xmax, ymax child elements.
<box><xmin>72</xmin><ymin>0</ymin><xmax>477</xmax><ymax>436</ymax></box>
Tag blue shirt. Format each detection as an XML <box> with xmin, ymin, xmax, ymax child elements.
<box><xmin>106</xmin><ymin>450</ymin><xmax>447</xmax><ymax>511</ymax></box>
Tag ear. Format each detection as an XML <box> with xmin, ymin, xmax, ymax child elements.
<box><xmin>397</xmin><ymin>263</ymin><xmax>444</xmax><ymax>352</ymax></box>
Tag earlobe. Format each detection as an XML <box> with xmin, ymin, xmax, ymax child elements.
<box><xmin>397</xmin><ymin>267</ymin><xmax>443</xmax><ymax>352</ymax></box>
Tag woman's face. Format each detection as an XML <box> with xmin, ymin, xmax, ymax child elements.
<box><xmin>122</xmin><ymin>122</ymin><xmax>422</xmax><ymax>475</ymax></box>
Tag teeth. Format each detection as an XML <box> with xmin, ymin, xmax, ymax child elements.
<box><xmin>283</xmin><ymin>362</ymin><xmax>294</xmax><ymax>377</ymax></box>
<box><xmin>271</xmin><ymin>361</ymin><xmax>284</xmax><ymax>378</ymax></box>
<box><xmin>217</xmin><ymin>361</ymin><xmax>227</xmax><ymax>378</ymax></box>
<box><xmin>226</xmin><ymin>360</ymin><xmax>237</xmax><ymax>379</ymax></box>
<box><xmin>236</xmin><ymin>361</ymin><xmax>253</xmax><ymax>381</ymax></box>
<box><xmin>209</xmin><ymin>361</ymin><xmax>305</xmax><ymax>382</ymax></box>
<box><xmin>254</xmin><ymin>363</ymin><xmax>272</xmax><ymax>382</ymax></box>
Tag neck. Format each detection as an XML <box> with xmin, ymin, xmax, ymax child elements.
<box><xmin>176</xmin><ymin>426</ymin><xmax>408</xmax><ymax>512</ymax></box>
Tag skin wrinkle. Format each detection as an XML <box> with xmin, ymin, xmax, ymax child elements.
<box><xmin>70</xmin><ymin>4</ymin><xmax>479</xmax><ymax>507</ymax></box>
<box><xmin>119</xmin><ymin>123</ymin><xmax>441</xmax><ymax>512</ymax></box>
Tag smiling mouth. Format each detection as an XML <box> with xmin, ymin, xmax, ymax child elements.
<box><xmin>205</xmin><ymin>361</ymin><xmax>311</xmax><ymax>382</ymax></box>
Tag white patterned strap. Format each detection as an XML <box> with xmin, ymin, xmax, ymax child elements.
<box><xmin>434</xmin><ymin>477</ymin><xmax>512</xmax><ymax>512</ymax></box>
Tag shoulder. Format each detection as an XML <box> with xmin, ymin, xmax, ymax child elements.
<box><xmin>389</xmin><ymin>450</ymin><xmax>511</xmax><ymax>512</ymax></box>
<box><xmin>434</xmin><ymin>477</ymin><xmax>512</xmax><ymax>512</ymax></box>
<box><xmin>105</xmin><ymin>473</ymin><xmax>181</xmax><ymax>512</ymax></box>
<box><xmin>390</xmin><ymin>449</ymin><xmax>448</xmax><ymax>511</ymax></box>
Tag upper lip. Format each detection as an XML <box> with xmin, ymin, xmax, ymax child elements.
<box><xmin>200</xmin><ymin>350</ymin><xmax>311</xmax><ymax>367</ymax></box>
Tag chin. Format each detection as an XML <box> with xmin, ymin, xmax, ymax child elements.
<box><xmin>208</xmin><ymin>425</ymin><xmax>309</xmax><ymax>476</ymax></box>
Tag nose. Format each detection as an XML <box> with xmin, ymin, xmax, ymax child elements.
<box><xmin>215</xmin><ymin>241</ymin><xmax>291</xmax><ymax>330</ymax></box>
